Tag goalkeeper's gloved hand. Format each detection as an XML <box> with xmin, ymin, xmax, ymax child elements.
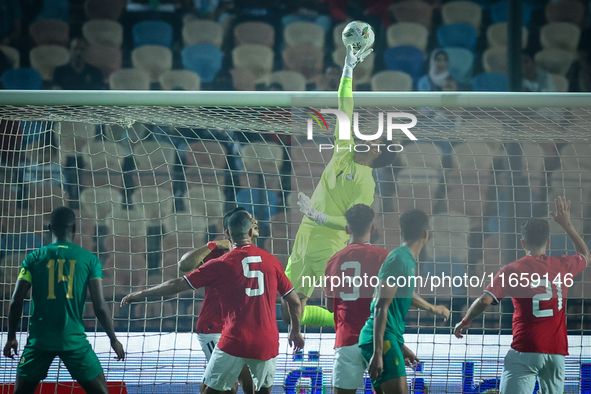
<box><xmin>342</xmin><ymin>44</ymin><xmax>373</xmax><ymax>78</ymax></box>
<box><xmin>297</xmin><ymin>192</ymin><xmax>327</xmax><ymax>226</ymax></box>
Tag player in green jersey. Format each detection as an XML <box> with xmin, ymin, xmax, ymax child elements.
<box><xmin>358</xmin><ymin>209</ymin><xmax>430</xmax><ymax>394</ymax></box>
<box><xmin>282</xmin><ymin>44</ymin><xmax>398</xmax><ymax>327</ymax></box>
<box><xmin>3</xmin><ymin>207</ymin><xmax>125</xmax><ymax>394</ymax></box>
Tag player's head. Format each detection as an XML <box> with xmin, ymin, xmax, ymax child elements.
<box><xmin>48</xmin><ymin>206</ymin><xmax>76</xmax><ymax>240</ymax></box>
<box><xmin>400</xmin><ymin>209</ymin><xmax>429</xmax><ymax>247</ymax></box>
<box><xmin>223</xmin><ymin>207</ymin><xmax>259</xmax><ymax>240</ymax></box>
<box><xmin>226</xmin><ymin>210</ymin><xmax>256</xmax><ymax>244</ymax></box>
<box><xmin>521</xmin><ymin>219</ymin><xmax>550</xmax><ymax>251</ymax></box>
<box><xmin>345</xmin><ymin>204</ymin><xmax>375</xmax><ymax>238</ymax></box>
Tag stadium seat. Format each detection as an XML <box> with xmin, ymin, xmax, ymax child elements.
<box><xmin>559</xmin><ymin>143</ymin><xmax>591</xmax><ymax>171</ymax></box>
<box><xmin>182</xmin><ymin>44</ymin><xmax>223</xmax><ymax>84</ymax></box>
<box><xmin>0</xmin><ymin>45</ymin><xmax>19</xmax><ymax>68</ymax></box>
<box><xmin>1</xmin><ymin>68</ymin><xmax>43</xmax><ymax>89</ymax></box>
<box><xmin>84</xmin><ymin>0</ymin><xmax>126</xmax><ymax>20</ymax></box>
<box><xmin>472</xmin><ymin>72</ymin><xmax>507</xmax><ymax>92</ymax></box>
<box><xmin>441</xmin><ymin>1</ymin><xmax>482</xmax><ymax>31</ymax></box>
<box><xmin>82</xmin><ymin>19</ymin><xmax>123</xmax><ymax>47</ymax></box>
<box><xmin>389</xmin><ymin>0</ymin><xmax>433</xmax><ymax>30</ymax></box>
<box><xmin>132</xmin><ymin>140</ymin><xmax>177</xmax><ymax>187</ymax></box>
<box><xmin>133</xmin><ymin>185</ymin><xmax>174</xmax><ymax>223</ymax></box>
<box><xmin>184</xmin><ymin>139</ymin><xmax>228</xmax><ymax>185</ymax></box>
<box><xmin>236</xmin><ymin>188</ymin><xmax>279</xmax><ymax>222</ymax></box>
<box><xmin>552</xmin><ymin>73</ymin><xmax>569</xmax><ymax>92</ymax></box>
<box><xmin>36</xmin><ymin>0</ymin><xmax>69</xmax><ymax>21</ymax></box>
<box><xmin>230</xmin><ymin>68</ymin><xmax>256</xmax><ymax>91</ymax></box>
<box><xmin>332</xmin><ymin>46</ymin><xmax>375</xmax><ymax>85</ymax></box>
<box><xmin>80</xmin><ymin>186</ymin><xmax>123</xmax><ymax>223</ymax></box>
<box><xmin>0</xmin><ymin>233</ymin><xmax>42</xmax><ymax>258</ymax></box>
<box><xmin>398</xmin><ymin>142</ymin><xmax>443</xmax><ymax>169</ymax></box>
<box><xmin>486</xmin><ymin>22</ymin><xmax>527</xmax><ymax>48</ymax></box>
<box><xmin>162</xmin><ymin>211</ymin><xmax>208</xmax><ymax>236</ymax></box>
<box><xmin>394</xmin><ymin>168</ymin><xmax>441</xmax><ymax>215</ymax></box>
<box><xmin>131</xmin><ymin>45</ymin><xmax>173</xmax><ymax>83</ymax></box>
<box><xmin>182</xmin><ymin>20</ymin><xmax>223</xmax><ymax>48</ymax></box>
<box><xmin>332</xmin><ymin>21</ymin><xmax>348</xmax><ymax>47</ymax></box>
<box><xmin>103</xmin><ymin>232</ymin><xmax>147</xmax><ymax>255</ymax></box>
<box><xmin>186</xmin><ymin>185</ymin><xmax>224</xmax><ymax>230</ymax></box>
<box><xmin>284</xmin><ymin>21</ymin><xmax>325</xmax><ymax>49</ymax></box>
<box><xmin>490</xmin><ymin>1</ymin><xmax>532</xmax><ymax>26</ymax></box>
<box><xmin>545</xmin><ymin>0</ymin><xmax>585</xmax><ymax>28</ymax></box>
<box><xmin>29</xmin><ymin>19</ymin><xmax>69</xmax><ymax>47</ymax></box>
<box><xmin>519</xmin><ymin>142</ymin><xmax>546</xmax><ymax>190</ymax></box>
<box><xmin>424</xmin><ymin>212</ymin><xmax>470</xmax><ymax>263</ymax></box>
<box><xmin>383</xmin><ymin>46</ymin><xmax>424</xmax><ymax>82</ymax></box>
<box><xmin>540</xmin><ymin>22</ymin><xmax>580</xmax><ymax>52</ymax></box>
<box><xmin>234</xmin><ymin>21</ymin><xmax>275</xmax><ymax>48</ymax></box>
<box><xmin>80</xmin><ymin>139</ymin><xmax>127</xmax><ymax>188</ymax></box>
<box><xmin>535</xmin><ymin>48</ymin><xmax>576</xmax><ymax>75</ymax></box>
<box><xmin>436</xmin><ymin>23</ymin><xmax>477</xmax><ymax>51</ymax></box>
<box><xmin>370</xmin><ymin>70</ymin><xmax>413</xmax><ymax>91</ymax></box>
<box><xmin>108</xmin><ymin>205</ymin><xmax>148</xmax><ymax>238</ymax></box>
<box><xmin>444</xmin><ymin>47</ymin><xmax>474</xmax><ymax>84</ymax></box>
<box><xmin>58</xmin><ymin>122</ymin><xmax>95</xmax><ymax>153</ymax></box>
<box><xmin>84</xmin><ymin>44</ymin><xmax>122</xmax><ymax>80</ymax></box>
<box><xmin>29</xmin><ymin>45</ymin><xmax>70</xmax><ymax>80</ymax></box>
<box><xmin>232</xmin><ymin>44</ymin><xmax>274</xmax><ymax>83</ymax></box>
<box><xmin>108</xmin><ymin>68</ymin><xmax>150</xmax><ymax>90</ymax></box>
<box><xmin>132</xmin><ymin>20</ymin><xmax>174</xmax><ymax>48</ymax></box>
<box><xmin>267</xmin><ymin>71</ymin><xmax>306</xmax><ymax>91</ymax></box>
<box><xmin>159</xmin><ymin>69</ymin><xmax>200</xmax><ymax>91</ymax></box>
<box><xmin>282</xmin><ymin>44</ymin><xmax>324</xmax><ymax>82</ymax></box>
<box><xmin>483</xmin><ymin>46</ymin><xmax>508</xmax><ymax>74</ymax></box>
<box><xmin>387</xmin><ymin>22</ymin><xmax>429</xmax><ymax>51</ymax></box>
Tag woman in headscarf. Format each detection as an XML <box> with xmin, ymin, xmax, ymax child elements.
<box><xmin>418</xmin><ymin>49</ymin><xmax>457</xmax><ymax>91</ymax></box>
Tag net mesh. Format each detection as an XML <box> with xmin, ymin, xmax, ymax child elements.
<box><xmin>1</xmin><ymin>95</ymin><xmax>590</xmax><ymax>394</ymax></box>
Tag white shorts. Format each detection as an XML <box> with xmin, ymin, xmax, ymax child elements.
<box><xmin>332</xmin><ymin>345</ymin><xmax>368</xmax><ymax>390</ymax></box>
<box><xmin>197</xmin><ymin>333</ymin><xmax>222</xmax><ymax>362</ymax></box>
<box><xmin>203</xmin><ymin>347</ymin><xmax>277</xmax><ymax>391</ymax></box>
<box><xmin>500</xmin><ymin>348</ymin><xmax>565</xmax><ymax>394</ymax></box>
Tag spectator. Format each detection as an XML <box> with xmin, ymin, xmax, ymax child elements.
<box><xmin>418</xmin><ymin>49</ymin><xmax>457</xmax><ymax>91</ymax></box>
<box><xmin>0</xmin><ymin>0</ymin><xmax>22</xmax><ymax>47</ymax></box>
<box><xmin>52</xmin><ymin>38</ymin><xmax>105</xmax><ymax>90</ymax></box>
<box><xmin>522</xmin><ymin>52</ymin><xmax>556</xmax><ymax>92</ymax></box>
<box><xmin>181</xmin><ymin>0</ymin><xmax>233</xmax><ymax>21</ymax></box>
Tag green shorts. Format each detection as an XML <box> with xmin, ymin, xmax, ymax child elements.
<box><xmin>18</xmin><ymin>340</ymin><xmax>103</xmax><ymax>383</ymax></box>
<box><xmin>360</xmin><ymin>339</ymin><xmax>406</xmax><ymax>388</ymax></box>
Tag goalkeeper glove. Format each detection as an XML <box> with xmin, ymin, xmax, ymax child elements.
<box><xmin>297</xmin><ymin>192</ymin><xmax>327</xmax><ymax>226</ymax></box>
<box><xmin>342</xmin><ymin>44</ymin><xmax>373</xmax><ymax>79</ymax></box>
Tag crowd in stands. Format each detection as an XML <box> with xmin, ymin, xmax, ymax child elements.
<box><xmin>1</xmin><ymin>0</ymin><xmax>591</xmax><ymax>91</ymax></box>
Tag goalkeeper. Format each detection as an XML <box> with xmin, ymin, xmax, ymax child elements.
<box><xmin>282</xmin><ymin>44</ymin><xmax>396</xmax><ymax>327</ymax></box>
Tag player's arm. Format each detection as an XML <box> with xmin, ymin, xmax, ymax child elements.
<box><xmin>368</xmin><ymin>280</ymin><xmax>397</xmax><ymax>381</ymax></box>
<box><xmin>453</xmin><ymin>292</ymin><xmax>495</xmax><ymax>339</ymax></box>
<box><xmin>89</xmin><ymin>279</ymin><xmax>125</xmax><ymax>360</ymax></box>
<box><xmin>120</xmin><ymin>277</ymin><xmax>192</xmax><ymax>306</ymax></box>
<box><xmin>283</xmin><ymin>290</ymin><xmax>305</xmax><ymax>351</ymax></box>
<box><xmin>411</xmin><ymin>292</ymin><xmax>450</xmax><ymax>322</ymax></box>
<box><xmin>551</xmin><ymin>196</ymin><xmax>591</xmax><ymax>264</ymax></box>
<box><xmin>3</xmin><ymin>279</ymin><xmax>31</xmax><ymax>359</ymax></box>
<box><xmin>178</xmin><ymin>240</ymin><xmax>232</xmax><ymax>272</ymax></box>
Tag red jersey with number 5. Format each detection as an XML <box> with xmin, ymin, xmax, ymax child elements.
<box><xmin>184</xmin><ymin>243</ymin><xmax>293</xmax><ymax>360</ymax></box>
<box><xmin>325</xmin><ymin>243</ymin><xmax>391</xmax><ymax>348</ymax></box>
<box><xmin>485</xmin><ymin>254</ymin><xmax>587</xmax><ymax>355</ymax></box>
<box><xmin>195</xmin><ymin>247</ymin><xmax>226</xmax><ymax>334</ymax></box>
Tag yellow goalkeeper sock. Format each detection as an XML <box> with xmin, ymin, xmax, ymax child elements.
<box><xmin>301</xmin><ymin>305</ymin><xmax>334</xmax><ymax>327</ymax></box>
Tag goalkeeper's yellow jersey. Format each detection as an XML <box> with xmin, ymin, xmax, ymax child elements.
<box><xmin>296</xmin><ymin>77</ymin><xmax>376</xmax><ymax>252</ymax></box>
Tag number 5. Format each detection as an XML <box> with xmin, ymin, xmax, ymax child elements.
<box><xmin>242</xmin><ymin>256</ymin><xmax>265</xmax><ymax>297</ymax></box>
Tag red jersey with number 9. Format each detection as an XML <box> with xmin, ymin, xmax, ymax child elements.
<box><xmin>184</xmin><ymin>243</ymin><xmax>293</xmax><ymax>360</ymax></box>
<box><xmin>485</xmin><ymin>254</ymin><xmax>587</xmax><ymax>355</ymax></box>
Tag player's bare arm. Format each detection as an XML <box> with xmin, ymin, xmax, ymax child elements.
<box><xmin>89</xmin><ymin>278</ymin><xmax>125</xmax><ymax>360</ymax></box>
<box><xmin>3</xmin><ymin>278</ymin><xmax>31</xmax><ymax>359</ymax></box>
<box><xmin>400</xmin><ymin>344</ymin><xmax>420</xmax><ymax>368</ymax></box>
<box><xmin>411</xmin><ymin>292</ymin><xmax>450</xmax><ymax>322</ymax></box>
<box><xmin>369</xmin><ymin>280</ymin><xmax>398</xmax><ymax>381</ymax></box>
<box><xmin>121</xmin><ymin>277</ymin><xmax>192</xmax><ymax>306</ymax></box>
<box><xmin>453</xmin><ymin>292</ymin><xmax>495</xmax><ymax>339</ymax></box>
<box><xmin>178</xmin><ymin>240</ymin><xmax>232</xmax><ymax>272</ymax></box>
<box><xmin>283</xmin><ymin>290</ymin><xmax>305</xmax><ymax>352</ymax></box>
<box><xmin>550</xmin><ymin>195</ymin><xmax>591</xmax><ymax>264</ymax></box>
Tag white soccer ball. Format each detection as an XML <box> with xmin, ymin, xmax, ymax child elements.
<box><xmin>341</xmin><ymin>21</ymin><xmax>375</xmax><ymax>55</ymax></box>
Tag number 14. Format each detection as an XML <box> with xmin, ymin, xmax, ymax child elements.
<box><xmin>46</xmin><ymin>259</ymin><xmax>77</xmax><ymax>299</ymax></box>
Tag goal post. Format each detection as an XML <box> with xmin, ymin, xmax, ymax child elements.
<box><xmin>1</xmin><ymin>90</ymin><xmax>590</xmax><ymax>394</ymax></box>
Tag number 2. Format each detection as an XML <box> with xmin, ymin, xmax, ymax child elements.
<box><xmin>531</xmin><ymin>278</ymin><xmax>562</xmax><ymax>318</ymax></box>
<box><xmin>242</xmin><ymin>256</ymin><xmax>264</xmax><ymax>297</ymax></box>
<box><xmin>46</xmin><ymin>259</ymin><xmax>77</xmax><ymax>299</ymax></box>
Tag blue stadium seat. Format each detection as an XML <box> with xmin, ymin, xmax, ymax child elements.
<box><xmin>236</xmin><ymin>189</ymin><xmax>278</xmax><ymax>222</ymax></box>
<box><xmin>383</xmin><ymin>46</ymin><xmax>424</xmax><ymax>82</ymax></box>
<box><xmin>1</xmin><ymin>68</ymin><xmax>43</xmax><ymax>89</ymax></box>
<box><xmin>132</xmin><ymin>20</ymin><xmax>174</xmax><ymax>48</ymax></box>
<box><xmin>472</xmin><ymin>72</ymin><xmax>507</xmax><ymax>91</ymax></box>
<box><xmin>444</xmin><ymin>47</ymin><xmax>475</xmax><ymax>84</ymax></box>
<box><xmin>181</xmin><ymin>44</ymin><xmax>223</xmax><ymax>83</ymax></box>
<box><xmin>36</xmin><ymin>0</ymin><xmax>69</xmax><ymax>21</ymax></box>
<box><xmin>491</xmin><ymin>1</ymin><xmax>533</xmax><ymax>27</ymax></box>
<box><xmin>437</xmin><ymin>23</ymin><xmax>478</xmax><ymax>51</ymax></box>
<box><xmin>0</xmin><ymin>233</ymin><xmax>43</xmax><ymax>259</ymax></box>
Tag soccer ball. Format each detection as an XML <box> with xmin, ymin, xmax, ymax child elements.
<box><xmin>341</xmin><ymin>21</ymin><xmax>375</xmax><ymax>55</ymax></box>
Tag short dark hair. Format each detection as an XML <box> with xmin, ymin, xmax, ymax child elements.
<box><xmin>400</xmin><ymin>209</ymin><xmax>429</xmax><ymax>244</ymax></box>
<box><xmin>49</xmin><ymin>206</ymin><xmax>76</xmax><ymax>238</ymax></box>
<box><xmin>521</xmin><ymin>219</ymin><xmax>549</xmax><ymax>249</ymax></box>
<box><xmin>223</xmin><ymin>206</ymin><xmax>247</xmax><ymax>230</ymax></box>
<box><xmin>227</xmin><ymin>210</ymin><xmax>254</xmax><ymax>240</ymax></box>
<box><xmin>345</xmin><ymin>204</ymin><xmax>375</xmax><ymax>237</ymax></box>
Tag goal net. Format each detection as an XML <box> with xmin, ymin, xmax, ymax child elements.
<box><xmin>0</xmin><ymin>91</ymin><xmax>590</xmax><ymax>394</ymax></box>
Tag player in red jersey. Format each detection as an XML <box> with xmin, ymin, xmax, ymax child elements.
<box><xmin>325</xmin><ymin>204</ymin><xmax>450</xmax><ymax>394</ymax></box>
<box><xmin>177</xmin><ymin>207</ymin><xmax>255</xmax><ymax>394</ymax></box>
<box><xmin>454</xmin><ymin>196</ymin><xmax>590</xmax><ymax>394</ymax></box>
<box><xmin>122</xmin><ymin>210</ymin><xmax>304</xmax><ymax>394</ymax></box>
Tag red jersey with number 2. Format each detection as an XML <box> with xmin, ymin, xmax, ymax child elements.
<box><xmin>485</xmin><ymin>254</ymin><xmax>587</xmax><ymax>355</ymax></box>
<box><xmin>195</xmin><ymin>247</ymin><xmax>226</xmax><ymax>334</ymax></box>
<box><xmin>325</xmin><ymin>243</ymin><xmax>391</xmax><ymax>348</ymax></box>
<box><xmin>184</xmin><ymin>243</ymin><xmax>293</xmax><ymax>360</ymax></box>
